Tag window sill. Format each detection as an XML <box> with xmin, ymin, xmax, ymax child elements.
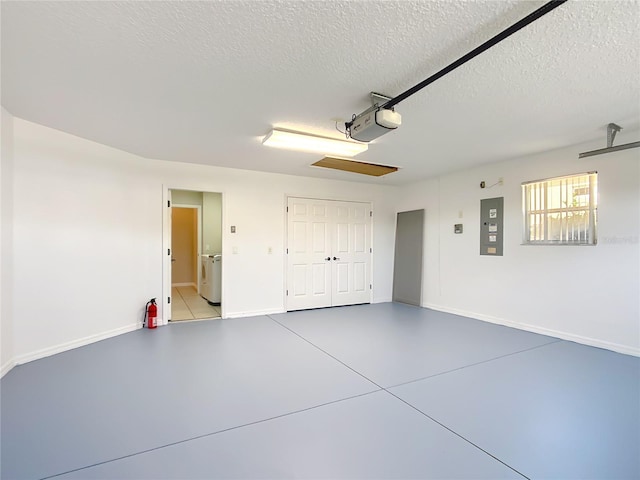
<box><xmin>520</xmin><ymin>242</ymin><xmax>597</xmax><ymax>246</ymax></box>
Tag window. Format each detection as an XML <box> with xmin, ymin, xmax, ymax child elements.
<box><xmin>522</xmin><ymin>172</ymin><xmax>597</xmax><ymax>245</ymax></box>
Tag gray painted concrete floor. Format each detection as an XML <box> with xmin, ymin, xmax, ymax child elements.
<box><xmin>1</xmin><ymin>303</ymin><xmax>638</xmax><ymax>479</ymax></box>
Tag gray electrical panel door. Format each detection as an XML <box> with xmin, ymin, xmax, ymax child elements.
<box><xmin>393</xmin><ymin>209</ymin><xmax>424</xmax><ymax>306</ymax></box>
<box><xmin>480</xmin><ymin>197</ymin><xmax>504</xmax><ymax>256</ymax></box>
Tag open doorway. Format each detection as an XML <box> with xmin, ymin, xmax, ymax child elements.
<box><xmin>168</xmin><ymin>190</ymin><xmax>223</xmax><ymax>322</ymax></box>
<box><xmin>392</xmin><ymin>209</ymin><xmax>424</xmax><ymax>306</ymax></box>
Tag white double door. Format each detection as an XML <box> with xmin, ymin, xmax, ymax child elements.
<box><xmin>287</xmin><ymin>197</ymin><xmax>371</xmax><ymax>311</ymax></box>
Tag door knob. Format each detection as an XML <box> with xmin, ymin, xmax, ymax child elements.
<box><xmin>333</xmin><ymin>257</ymin><xmax>340</xmax><ymax>261</ymax></box>
<box><xmin>325</xmin><ymin>257</ymin><xmax>331</xmax><ymax>261</ymax></box>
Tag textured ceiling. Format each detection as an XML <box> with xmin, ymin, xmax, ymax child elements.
<box><xmin>2</xmin><ymin>1</ymin><xmax>639</xmax><ymax>185</ymax></box>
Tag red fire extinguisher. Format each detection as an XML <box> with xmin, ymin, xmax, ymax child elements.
<box><xmin>145</xmin><ymin>298</ymin><xmax>158</xmax><ymax>329</ymax></box>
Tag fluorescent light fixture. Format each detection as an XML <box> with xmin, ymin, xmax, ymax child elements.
<box><xmin>263</xmin><ymin>129</ymin><xmax>367</xmax><ymax>157</ymax></box>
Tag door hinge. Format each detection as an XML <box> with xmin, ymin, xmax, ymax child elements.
<box><xmin>286</xmin><ymin>248</ymin><xmax>289</xmax><ymax>254</ymax></box>
<box><xmin>168</xmin><ymin>248</ymin><xmax>171</xmax><ymax>255</ymax></box>
<box><xmin>370</xmin><ymin>247</ymin><xmax>372</xmax><ymax>253</ymax></box>
<box><xmin>168</xmin><ymin>200</ymin><xmax>171</xmax><ymax>207</ymax></box>
<box><xmin>370</xmin><ymin>284</ymin><xmax>372</xmax><ymax>290</ymax></box>
<box><xmin>370</xmin><ymin>211</ymin><xmax>373</xmax><ymax>217</ymax></box>
<box><xmin>168</xmin><ymin>296</ymin><xmax>171</xmax><ymax>304</ymax></box>
<box><xmin>286</xmin><ymin>290</ymin><xmax>288</xmax><ymax>296</ymax></box>
<box><xmin>286</xmin><ymin>206</ymin><xmax>289</xmax><ymax>212</ymax></box>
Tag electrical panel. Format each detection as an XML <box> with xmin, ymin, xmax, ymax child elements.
<box><xmin>480</xmin><ymin>197</ymin><xmax>503</xmax><ymax>256</ymax></box>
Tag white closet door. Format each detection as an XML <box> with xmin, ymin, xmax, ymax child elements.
<box><xmin>331</xmin><ymin>201</ymin><xmax>371</xmax><ymax>307</ymax></box>
<box><xmin>286</xmin><ymin>197</ymin><xmax>332</xmax><ymax>311</ymax></box>
<box><xmin>287</xmin><ymin>198</ymin><xmax>371</xmax><ymax>311</ymax></box>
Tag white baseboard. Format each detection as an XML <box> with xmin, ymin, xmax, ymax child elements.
<box><xmin>424</xmin><ymin>303</ymin><xmax>640</xmax><ymax>357</ymax></box>
<box><xmin>13</xmin><ymin>323</ymin><xmax>141</xmax><ymax>366</ymax></box>
<box><xmin>172</xmin><ymin>282</ymin><xmax>197</xmax><ymax>288</ymax></box>
<box><xmin>225</xmin><ymin>308</ymin><xmax>285</xmax><ymax>319</ymax></box>
<box><xmin>1</xmin><ymin>359</ymin><xmax>16</xmax><ymax>378</ymax></box>
<box><xmin>373</xmin><ymin>297</ymin><xmax>393</xmax><ymax>304</ymax></box>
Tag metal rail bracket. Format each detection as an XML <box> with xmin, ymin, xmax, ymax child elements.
<box><xmin>607</xmin><ymin>123</ymin><xmax>622</xmax><ymax>148</ymax></box>
<box><xmin>579</xmin><ymin>122</ymin><xmax>640</xmax><ymax>159</ymax></box>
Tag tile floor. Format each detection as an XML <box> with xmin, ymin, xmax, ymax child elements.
<box><xmin>1</xmin><ymin>303</ymin><xmax>638</xmax><ymax>479</ymax></box>
<box><xmin>170</xmin><ymin>285</ymin><xmax>220</xmax><ymax>321</ymax></box>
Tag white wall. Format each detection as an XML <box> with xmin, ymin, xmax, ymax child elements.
<box><xmin>202</xmin><ymin>192</ymin><xmax>222</xmax><ymax>255</ymax></box>
<box><xmin>171</xmin><ymin>190</ymin><xmax>203</xmax><ymax>206</ymax></box>
<box><xmin>154</xmin><ymin>155</ymin><xmax>396</xmax><ymax>319</ymax></box>
<box><xmin>395</xmin><ymin>133</ymin><xmax>640</xmax><ymax>355</ymax></box>
<box><xmin>1</xmin><ymin>107</ymin><xmax>15</xmax><ymax>376</ymax></box>
<box><xmin>9</xmin><ymin>118</ymin><xmax>396</xmax><ymax>366</ymax></box>
<box><xmin>12</xmin><ymin>119</ymin><xmax>160</xmax><ymax>365</ymax></box>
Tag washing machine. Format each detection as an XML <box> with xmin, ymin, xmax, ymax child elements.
<box><xmin>209</xmin><ymin>254</ymin><xmax>222</xmax><ymax>304</ymax></box>
<box><xmin>199</xmin><ymin>254</ymin><xmax>212</xmax><ymax>301</ymax></box>
<box><xmin>200</xmin><ymin>254</ymin><xmax>221</xmax><ymax>305</ymax></box>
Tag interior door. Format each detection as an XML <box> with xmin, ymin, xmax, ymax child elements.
<box><xmin>331</xmin><ymin>201</ymin><xmax>371</xmax><ymax>307</ymax></box>
<box><xmin>392</xmin><ymin>209</ymin><xmax>424</xmax><ymax>306</ymax></box>
<box><xmin>287</xmin><ymin>197</ymin><xmax>371</xmax><ymax>311</ymax></box>
<box><xmin>286</xmin><ymin>197</ymin><xmax>332</xmax><ymax>310</ymax></box>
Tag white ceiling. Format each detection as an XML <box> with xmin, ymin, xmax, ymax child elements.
<box><xmin>2</xmin><ymin>1</ymin><xmax>639</xmax><ymax>185</ymax></box>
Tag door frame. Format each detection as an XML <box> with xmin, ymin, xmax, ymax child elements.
<box><xmin>162</xmin><ymin>186</ymin><xmax>225</xmax><ymax>326</ymax></box>
<box><xmin>284</xmin><ymin>195</ymin><xmax>373</xmax><ymax>311</ymax></box>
